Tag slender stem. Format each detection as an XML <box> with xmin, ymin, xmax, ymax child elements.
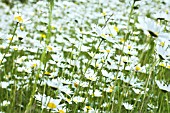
<box><xmin>83</xmin><ymin>39</ymin><xmax>103</xmax><ymax>74</ymax></box>
<box><xmin>0</xmin><ymin>22</ymin><xmax>18</xmax><ymax>65</ymax></box>
<box><xmin>139</xmin><ymin>59</ymin><xmax>158</xmax><ymax>112</ymax></box>
<box><xmin>46</xmin><ymin>0</ymin><xmax>54</xmax><ymax>45</ymax></box>
<box><xmin>25</xmin><ymin>1</ymin><xmax>54</xmax><ymax>112</ymax></box>
<box><xmin>166</xmin><ymin>93</ymin><xmax>169</xmax><ymax>113</ymax></box>
<box><xmin>102</xmin><ymin>13</ymin><xmax>114</xmax><ymax>30</ymax></box>
<box><xmin>110</xmin><ymin>1</ymin><xmax>135</xmax><ymax>111</ymax></box>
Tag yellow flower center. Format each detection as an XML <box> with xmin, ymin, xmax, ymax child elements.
<box><xmin>113</xmin><ymin>77</ymin><xmax>116</xmax><ymax>80</ymax></box>
<box><xmin>58</xmin><ymin>109</ymin><xmax>65</xmax><ymax>113</ymax></box>
<box><xmin>127</xmin><ymin>45</ymin><xmax>132</xmax><ymax>49</ymax></box>
<box><xmin>51</xmin><ymin>25</ymin><xmax>55</xmax><ymax>30</ymax></box>
<box><xmin>160</xmin><ymin>42</ymin><xmax>165</xmax><ymax>47</ymax></box>
<box><xmin>8</xmin><ymin>37</ymin><xmax>12</xmax><ymax>41</ymax></box>
<box><xmin>66</xmin><ymin>98</ymin><xmax>71</xmax><ymax>103</ymax></box>
<box><xmin>74</xmin><ymin>83</ymin><xmax>78</xmax><ymax>87</ymax></box>
<box><xmin>135</xmin><ymin>66</ymin><xmax>141</xmax><ymax>71</ymax></box>
<box><xmin>41</xmin><ymin>34</ymin><xmax>46</xmax><ymax>38</ymax></box>
<box><xmin>165</xmin><ymin>9</ymin><xmax>169</xmax><ymax>14</ymax></box>
<box><xmin>106</xmin><ymin>50</ymin><xmax>110</xmax><ymax>53</ymax></box>
<box><xmin>0</xmin><ymin>45</ymin><xmax>5</xmax><ymax>49</ymax></box>
<box><xmin>127</xmin><ymin>51</ymin><xmax>131</xmax><ymax>55</ymax></box>
<box><xmin>32</xmin><ymin>63</ymin><xmax>37</xmax><ymax>67</ymax></box>
<box><xmin>73</xmin><ymin>98</ymin><xmax>78</xmax><ymax>103</ymax></box>
<box><xmin>167</xmin><ymin>65</ymin><xmax>170</xmax><ymax>69</ymax></box>
<box><xmin>120</xmin><ymin>38</ymin><xmax>125</xmax><ymax>43</ymax></box>
<box><xmin>96</xmin><ymin>63</ymin><xmax>99</xmax><ymax>67</ymax></box>
<box><xmin>99</xmin><ymin>49</ymin><xmax>105</xmax><ymax>52</ymax></box>
<box><xmin>86</xmin><ymin>106</ymin><xmax>92</xmax><ymax>110</ymax></box>
<box><xmin>109</xmin><ymin>34</ymin><xmax>113</xmax><ymax>37</ymax></box>
<box><xmin>47</xmin><ymin>46</ymin><xmax>53</xmax><ymax>51</ymax></box>
<box><xmin>122</xmin><ymin>58</ymin><xmax>127</xmax><ymax>63</ymax></box>
<box><xmin>101</xmin><ymin>12</ymin><xmax>106</xmax><ymax>16</ymax></box>
<box><xmin>88</xmin><ymin>77</ymin><xmax>95</xmax><ymax>81</ymax></box>
<box><xmin>14</xmin><ymin>15</ymin><xmax>23</xmax><ymax>23</ymax></box>
<box><xmin>101</xmin><ymin>59</ymin><xmax>105</xmax><ymax>63</ymax></box>
<box><xmin>108</xmin><ymin>88</ymin><xmax>113</xmax><ymax>93</ymax></box>
<box><xmin>14</xmin><ymin>47</ymin><xmax>18</xmax><ymax>50</ymax></box>
<box><xmin>47</xmin><ymin>102</ymin><xmax>57</xmax><ymax>109</ymax></box>
<box><xmin>20</xmin><ymin>26</ymin><xmax>24</xmax><ymax>31</ymax></box>
<box><xmin>159</xmin><ymin>63</ymin><xmax>165</xmax><ymax>67</ymax></box>
<box><xmin>45</xmin><ymin>72</ymin><xmax>51</xmax><ymax>75</ymax></box>
<box><xmin>155</xmin><ymin>32</ymin><xmax>159</xmax><ymax>36</ymax></box>
<box><xmin>114</xmin><ymin>26</ymin><xmax>119</xmax><ymax>32</ymax></box>
<box><xmin>147</xmin><ymin>33</ymin><xmax>151</xmax><ymax>37</ymax></box>
<box><xmin>101</xmin><ymin>34</ymin><xmax>106</xmax><ymax>38</ymax></box>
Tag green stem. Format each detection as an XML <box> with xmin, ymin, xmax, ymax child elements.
<box><xmin>110</xmin><ymin>1</ymin><xmax>135</xmax><ymax>111</ymax></box>
<box><xmin>46</xmin><ymin>0</ymin><xmax>54</xmax><ymax>45</ymax></box>
<box><xmin>139</xmin><ymin>59</ymin><xmax>158</xmax><ymax>112</ymax></box>
<box><xmin>0</xmin><ymin>22</ymin><xmax>18</xmax><ymax>65</ymax></box>
<box><xmin>25</xmin><ymin>1</ymin><xmax>54</xmax><ymax>112</ymax></box>
<box><xmin>83</xmin><ymin>39</ymin><xmax>103</xmax><ymax>75</ymax></box>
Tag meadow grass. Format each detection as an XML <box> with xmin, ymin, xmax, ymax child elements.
<box><xmin>0</xmin><ymin>0</ymin><xmax>170</xmax><ymax>113</ymax></box>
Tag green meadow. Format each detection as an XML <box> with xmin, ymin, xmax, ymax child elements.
<box><xmin>0</xmin><ymin>0</ymin><xmax>170</xmax><ymax>113</ymax></box>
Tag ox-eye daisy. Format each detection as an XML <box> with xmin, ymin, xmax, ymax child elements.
<box><xmin>155</xmin><ymin>80</ymin><xmax>170</xmax><ymax>92</ymax></box>
<box><xmin>34</xmin><ymin>93</ymin><xmax>65</xmax><ymax>112</ymax></box>
<box><xmin>137</xmin><ymin>16</ymin><xmax>169</xmax><ymax>39</ymax></box>
<box><xmin>123</xmin><ymin>102</ymin><xmax>133</xmax><ymax>110</ymax></box>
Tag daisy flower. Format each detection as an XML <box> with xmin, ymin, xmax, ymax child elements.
<box><xmin>35</xmin><ymin>93</ymin><xmax>64</xmax><ymax>112</ymax></box>
<box><xmin>122</xmin><ymin>102</ymin><xmax>133</xmax><ymax>110</ymax></box>
<box><xmin>137</xmin><ymin>16</ymin><xmax>169</xmax><ymax>39</ymax></box>
<box><xmin>155</xmin><ymin>80</ymin><xmax>170</xmax><ymax>92</ymax></box>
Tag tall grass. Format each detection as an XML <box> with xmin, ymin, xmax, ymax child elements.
<box><xmin>0</xmin><ymin>0</ymin><xmax>170</xmax><ymax>113</ymax></box>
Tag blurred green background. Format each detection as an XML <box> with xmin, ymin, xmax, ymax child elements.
<box><xmin>1</xmin><ymin>0</ymin><xmax>41</xmax><ymax>8</ymax></box>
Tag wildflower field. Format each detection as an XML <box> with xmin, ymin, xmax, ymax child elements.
<box><xmin>0</xmin><ymin>0</ymin><xmax>170</xmax><ymax>113</ymax></box>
